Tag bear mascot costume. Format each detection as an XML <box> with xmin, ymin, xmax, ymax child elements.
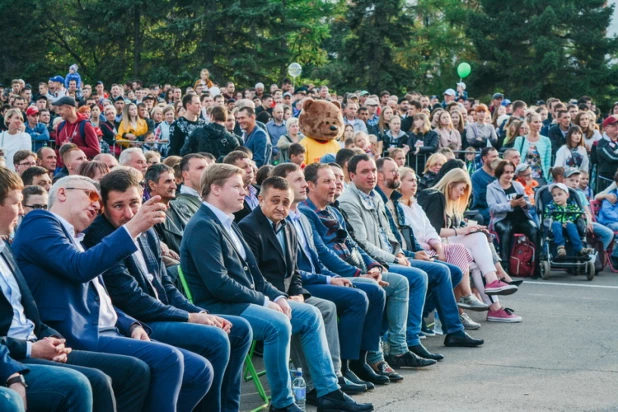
<box><xmin>298</xmin><ymin>98</ymin><xmax>344</xmax><ymax>165</ymax></box>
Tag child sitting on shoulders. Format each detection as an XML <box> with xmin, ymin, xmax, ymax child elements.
<box><xmin>545</xmin><ymin>183</ymin><xmax>593</xmax><ymax>257</ymax></box>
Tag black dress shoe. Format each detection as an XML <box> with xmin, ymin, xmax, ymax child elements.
<box><xmin>501</xmin><ymin>278</ymin><xmax>524</xmax><ymax>286</ymax></box>
<box><xmin>306</xmin><ymin>389</ymin><xmax>318</xmax><ymax>406</ymax></box>
<box><xmin>444</xmin><ymin>331</ymin><xmax>484</xmax><ymax>347</ymax></box>
<box><xmin>385</xmin><ymin>351</ymin><xmax>437</xmax><ymax>369</ymax></box>
<box><xmin>349</xmin><ymin>362</ymin><xmax>390</xmax><ymax>385</ymax></box>
<box><xmin>343</xmin><ymin>370</ymin><xmax>374</xmax><ymax>390</ymax></box>
<box><xmin>269</xmin><ymin>402</ymin><xmax>304</xmax><ymax>412</ymax></box>
<box><xmin>373</xmin><ymin>361</ymin><xmax>403</xmax><ymax>382</ymax></box>
<box><xmin>409</xmin><ymin>344</ymin><xmax>445</xmax><ymax>361</ymax></box>
<box><xmin>317</xmin><ymin>389</ymin><xmax>374</xmax><ymax>411</ymax></box>
<box><xmin>338</xmin><ymin>376</ymin><xmax>367</xmax><ymax>394</ymax></box>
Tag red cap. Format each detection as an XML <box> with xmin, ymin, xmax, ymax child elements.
<box><xmin>26</xmin><ymin>106</ymin><xmax>39</xmax><ymax>116</ymax></box>
<box><xmin>603</xmin><ymin>115</ymin><xmax>618</xmax><ymax>128</ymax></box>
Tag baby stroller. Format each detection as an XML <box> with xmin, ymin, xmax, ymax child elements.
<box><xmin>534</xmin><ymin>185</ymin><xmax>597</xmax><ymax>281</ymax></box>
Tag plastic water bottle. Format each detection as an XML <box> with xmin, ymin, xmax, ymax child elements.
<box><xmin>434</xmin><ymin>310</ymin><xmax>443</xmax><ymax>335</ymax></box>
<box><xmin>292</xmin><ymin>367</ymin><xmax>306</xmax><ymax>411</ymax></box>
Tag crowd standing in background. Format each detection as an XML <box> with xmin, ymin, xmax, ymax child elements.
<box><xmin>0</xmin><ymin>69</ymin><xmax>617</xmax><ymax>412</ymax></box>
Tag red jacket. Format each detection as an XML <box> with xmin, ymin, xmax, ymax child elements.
<box><xmin>54</xmin><ymin>113</ymin><xmax>101</xmax><ymax>167</ymax></box>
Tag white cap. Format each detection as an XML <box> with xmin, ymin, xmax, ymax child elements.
<box><xmin>457</xmin><ymin>82</ymin><xmax>466</xmax><ymax>89</ymax></box>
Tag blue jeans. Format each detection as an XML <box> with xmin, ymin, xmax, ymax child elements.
<box><xmin>594</xmin><ymin>222</ymin><xmax>617</xmax><ymax>256</ymax></box>
<box><xmin>23</xmin><ymin>363</ymin><xmax>93</xmax><ymax>412</ymax></box>
<box><xmin>305</xmin><ymin>281</ymin><xmax>385</xmax><ymax>358</ymax></box>
<box><xmin>605</xmin><ymin>222</ymin><xmax>618</xmax><ymax>257</ymax></box>
<box><xmin>390</xmin><ymin>261</ymin><xmax>464</xmax><ymax>346</ymax></box>
<box><xmin>359</xmin><ymin>272</ymin><xmax>409</xmax><ymax>364</ymax></box>
<box><xmin>241</xmin><ymin>300</ymin><xmax>339</xmax><ymax>408</ymax></box>
<box><xmin>0</xmin><ymin>387</ymin><xmax>24</xmax><ymax>412</ymax></box>
<box><xmin>552</xmin><ymin>221</ymin><xmax>583</xmax><ymax>252</ymax></box>
<box><xmin>149</xmin><ymin>316</ymin><xmax>252</xmax><ymax>412</ymax></box>
<box><xmin>98</xmin><ymin>334</ymin><xmax>212</xmax><ymax>412</ymax></box>
<box><xmin>26</xmin><ymin>349</ymin><xmax>150</xmax><ymax>412</ymax></box>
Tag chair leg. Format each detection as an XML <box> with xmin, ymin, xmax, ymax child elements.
<box><xmin>244</xmin><ymin>341</ymin><xmax>270</xmax><ymax>411</ymax></box>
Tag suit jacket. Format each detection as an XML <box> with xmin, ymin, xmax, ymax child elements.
<box><xmin>238</xmin><ymin>207</ymin><xmax>308</xmax><ymax>297</ymax></box>
<box><xmin>0</xmin><ymin>343</ymin><xmax>28</xmax><ymax>384</ymax></box>
<box><xmin>0</xmin><ymin>245</ymin><xmax>61</xmax><ymax>360</ymax></box>
<box><xmin>83</xmin><ymin>216</ymin><xmax>204</xmax><ymax>323</ymax></box>
<box><xmin>290</xmin><ymin>212</ymin><xmax>339</xmax><ymax>285</ymax></box>
<box><xmin>180</xmin><ymin>204</ymin><xmax>285</xmax><ymax>315</ymax></box>
<box><xmin>11</xmin><ymin>210</ymin><xmax>142</xmax><ymax>351</ymax></box>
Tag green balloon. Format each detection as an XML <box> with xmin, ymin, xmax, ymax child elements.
<box><xmin>457</xmin><ymin>62</ymin><xmax>471</xmax><ymax>78</ymax></box>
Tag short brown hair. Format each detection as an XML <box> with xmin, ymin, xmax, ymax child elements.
<box><xmin>13</xmin><ymin>150</ymin><xmax>36</xmax><ymax>166</ymax></box>
<box><xmin>493</xmin><ymin>160</ymin><xmax>516</xmax><ymax>179</ymax></box>
<box><xmin>59</xmin><ymin>143</ymin><xmax>79</xmax><ymax>164</ymax></box>
<box><xmin>223</xmin><ymin>150</ymin><xmax>250</xmax><ymax>166</ymax></box>
<box><xmin>78</xmin><ymin>161</ymin><xmax>110</xmax><ymax>180</ymax></box>
<box><xmin>0</xmin><ymin>167</ymin><xmax>24</xmax><ymax>204</ymax></box>
<box><xmin>201</xmin><ymin>163</ymin><xmax>244</xmax><ymax>199</ymax></box>
<box><xmin>99</xmin><ymin>167</ymin><xmax>142</xmax><ymax>204</ymax></box>
<box><xmin>271</xmin><ymin>163</ymin><xmax>300</xmax><ymax>179</ymax></box>
<box><xmin>259</xmin><ymin>176</ymin><xmax>291</xmax><ymax>197</ymax></box>
<box><xmin>210</xmin><ymin>106</ymin><xmax>228</xmax><ymax>123</ymax></box>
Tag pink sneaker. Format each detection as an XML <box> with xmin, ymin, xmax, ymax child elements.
<box><xmin>487</xmin><ymin>307</ymin><xmax>522</xmax><ymax>323</ymax></box>
<box><xmin>485</xmin><ymin>279</ymin><xmax>518</xmax><ymax>296</ymax></box>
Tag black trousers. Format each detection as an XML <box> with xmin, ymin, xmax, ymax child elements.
<box><xmin>494</xmin><ymin>217</ymin><xmax>539</xmax><ymax>264</ymax></box>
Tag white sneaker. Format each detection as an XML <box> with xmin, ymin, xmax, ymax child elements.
<box><xmin>460</xmin><ymin>313</ymin><xmax>481</xmax><ymax>330</ymax></box>
<box><xmin>458</xmin><ymin>295</ymin><xmax>490</xmax><ymax>312</ymax></box>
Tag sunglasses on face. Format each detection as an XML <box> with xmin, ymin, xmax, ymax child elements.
<box><xmin>65</xmin><ymin>187</ymin><xmax>101</xmax><ymax>203</ymax></box>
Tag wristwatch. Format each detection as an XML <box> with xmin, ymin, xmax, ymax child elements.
<box><xmin>6</xmin><ymin>374</ymin><xmax>27</xmax><ymax>388</ymax></box>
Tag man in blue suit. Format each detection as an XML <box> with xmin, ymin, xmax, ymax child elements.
<box><xmin>180</xmin><ymin>164</ymin><xmax>373</xmax><ymax>412</ymax></box>
<box><xmin>83</xmin><ymin>167</ymin><xmax>252</xmax><ymax>412</ymax></box>
<box><xmin>12</xmin><ymin>175</ymin><xmax>212</xmax><ymax>412</ymax></box>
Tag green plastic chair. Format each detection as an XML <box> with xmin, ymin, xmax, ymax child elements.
<box><xmin>176</xmin><ymin>266</ymin><xmax>270</xmax><ymax>411</ymax></box>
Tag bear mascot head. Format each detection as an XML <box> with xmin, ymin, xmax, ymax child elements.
<box><xmin>297</xmin><ymin>98</ymin><xmax>345</xmax><ymax>165</ymax></box>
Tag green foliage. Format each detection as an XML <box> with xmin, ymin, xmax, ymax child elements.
<box><xmin>1</xmin><ymin>0</ymin><xmax>618</xmax><ymax>106</ymax></box>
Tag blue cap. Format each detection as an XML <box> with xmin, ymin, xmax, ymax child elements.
<box><xmin>320</xmin><ymin>154</ymin><xmax>336</xmax><ymax>164</ymax></box>
<box><xmin>501</xmin><ymin>99</ymin><xmax>512</xmax><ymax>106</ymax></box>
<box><xmin>49</xmin><ymin>75</ymin><xmax>64</xmax><ymax>83</ymax></box>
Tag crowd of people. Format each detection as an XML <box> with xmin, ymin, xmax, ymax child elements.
<box><xmin>0</xmin><ymin>70</ymin><xmax>618</xmax><ymax>412</ymax></box>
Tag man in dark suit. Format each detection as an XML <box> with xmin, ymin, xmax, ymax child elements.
<box><xmin>83</xmin><ymin>167</ymin><xmax>252</xmax><ymax>412</ymax></box>
<box><xmin>547</xmin><ymin>109</ymin><xmax>571</xmax><ymax>156</ymax></box>
<box><xmin>0</xmin><ymin>167</ymin><xmax>153</xmax><ymax>411</ymax></box>
<box><xmin>223</xmin><ymin>150</ymin><xmax>259</xmax><ymax>222</ymax></box>
<box><xmin>180</xmin><ymin>164</ymin><xmax>373</xmax><ymax>412</ymax></box>
<box><xmin>12</xmin><ymin>175</ymin><xmax>212</xmax><ymax>412</ymax></box>
<box><xmin>239</xmin><ymin>177</ymin><xmax>370</xmax><ymax>399</ymax></box>
<box><xmin>271</xmin><ymin>163</ymin><xmax>389</xmax><ymax>387</ymax></box>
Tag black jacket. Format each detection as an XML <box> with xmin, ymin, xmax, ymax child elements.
<box><xmin>416</xmin><ymin>189</ymin><xmax>448</xmax><ymax>234</ymax></box>
<box><xmin>547</xmin><ymin>124</ymin><xmax>568</xmax><ymax>156</ymax></box>
<box><xmin>597</xmin><ymin>138</ymin><xmax>618</xmax><ymax>179</ymax></box>
<box><xmin>180</xmin><ymin>122</ymin><xmax>242</xmax><ymax>160</ymax></box>
<box><xmin>238</xmin><ymin>207</ymin><xmax>309</xmax><ymax>298</ymax></box>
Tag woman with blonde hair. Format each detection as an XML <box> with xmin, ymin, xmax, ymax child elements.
<box><xmin>277</xmin><ymin>117</ymin><xmax>304</xmax><ymax>162</ymax></box>
<box><xmin>417</xmin><ymin>168</ymin><xmax>522</xmax><ymax>323</ymax></box>
<box><xmin>436</xmin><ymin>111</ymin><xmax>461</xmax><ymax>150</ymax></box>
<box><xmin>397</xmin><ymin>167</ymin><xmax>488</xmax><ymax>322</ymax></box>
<box><xmin>116</xmin><ymin>103</ymin><xmax>148</xmax><ymax>147</ymax></box>
<box><xmin>418</xmin><ymin>152</ymin><xmax>446</xmax><ymax>190</ymax></box>
<box><xmin>513</xmin><ymin>112</ymin><xmax>552</xmax><ymax>184</ymax></box>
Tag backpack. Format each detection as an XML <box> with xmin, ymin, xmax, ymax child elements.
<box><xmin>509</xmin><ymin>234</ymin><xmax>536</xmax><ymax>277</ymax></box>
<box><xmin>586</xmin><ymin>233</ymin><xmax>605</xmax><ymax>273</ymax></box>
<box><xmin>57</xmin><ymin>119</ymin><xmax>87</xmax><ymax>143</ymax></box>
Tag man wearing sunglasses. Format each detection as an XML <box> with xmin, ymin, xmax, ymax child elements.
<box><xmin>12</xmin><ymin>175</ymin><xmax>213</xmax><ymax>411</ymax></box>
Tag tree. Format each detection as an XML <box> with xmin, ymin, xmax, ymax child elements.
<box><xmin>464</xmin><ymin>0</ymin><xmax>618</xmax><ymax>103</ymax></box>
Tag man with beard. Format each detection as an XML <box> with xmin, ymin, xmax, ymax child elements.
<box><xmin>338</xmin><ymin>155</ymin><xmax>483</xmax><ymax>357</ymax></box>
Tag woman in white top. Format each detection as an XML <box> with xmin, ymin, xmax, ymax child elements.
<box><xmin>554</xmin><ymin>125</ymin><xmax>589</xmax><ymax>172</ymax></box>
<box><xmin>574</xmin><ymin>111</ymin><xmax>602</xmax><ymax>152</ymax></box>
<box><xmin>398</xmin><ymin>167</ymin><xmax>488</xmax><ymax>316</ymax></box>
<box><xmin>1</xmin><ymin>109</ymin><xmax>32</xmax><ymax>172</ymax></box>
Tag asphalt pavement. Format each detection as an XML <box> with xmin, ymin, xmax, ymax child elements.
<box><xmin>240</xmin><ymin>268</ymin><xmax>618</xmax><ymax>411</ymax></box>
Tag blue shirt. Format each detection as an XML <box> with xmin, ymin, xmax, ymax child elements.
<box><xmin>266</xmin><ymin>120</ymin><xmax>287</xmax><ymax>154</ymax></box>
<box><xmin>0</xmin><ymin>241</ymin><xmax>36</xmax><ymax>356</ymax></box>
<box><xmin>288</xmin><ymin>209</ymin><xmax>316</xmax><ymax>274</ymax></box>
<box><xmin>202</xmin><ymin>201</ymin><xmax>246</xmax><ymax>260</ymax></box>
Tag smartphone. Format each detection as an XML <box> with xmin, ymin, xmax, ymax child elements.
<box><xmin>515</xmin><ymin>194</ymin><xmax>524</xmax><ymax>200</ymax></box>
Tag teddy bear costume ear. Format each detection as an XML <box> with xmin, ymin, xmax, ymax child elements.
<box><xmin>330</xmin><ymin>101</ymin><xmax>341</xmax><ymax>110</ymax></box>
<box><xmin>302</xmin><ymin>98</ymin><xmax>314</xmax><ymax>111</ymax></box>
